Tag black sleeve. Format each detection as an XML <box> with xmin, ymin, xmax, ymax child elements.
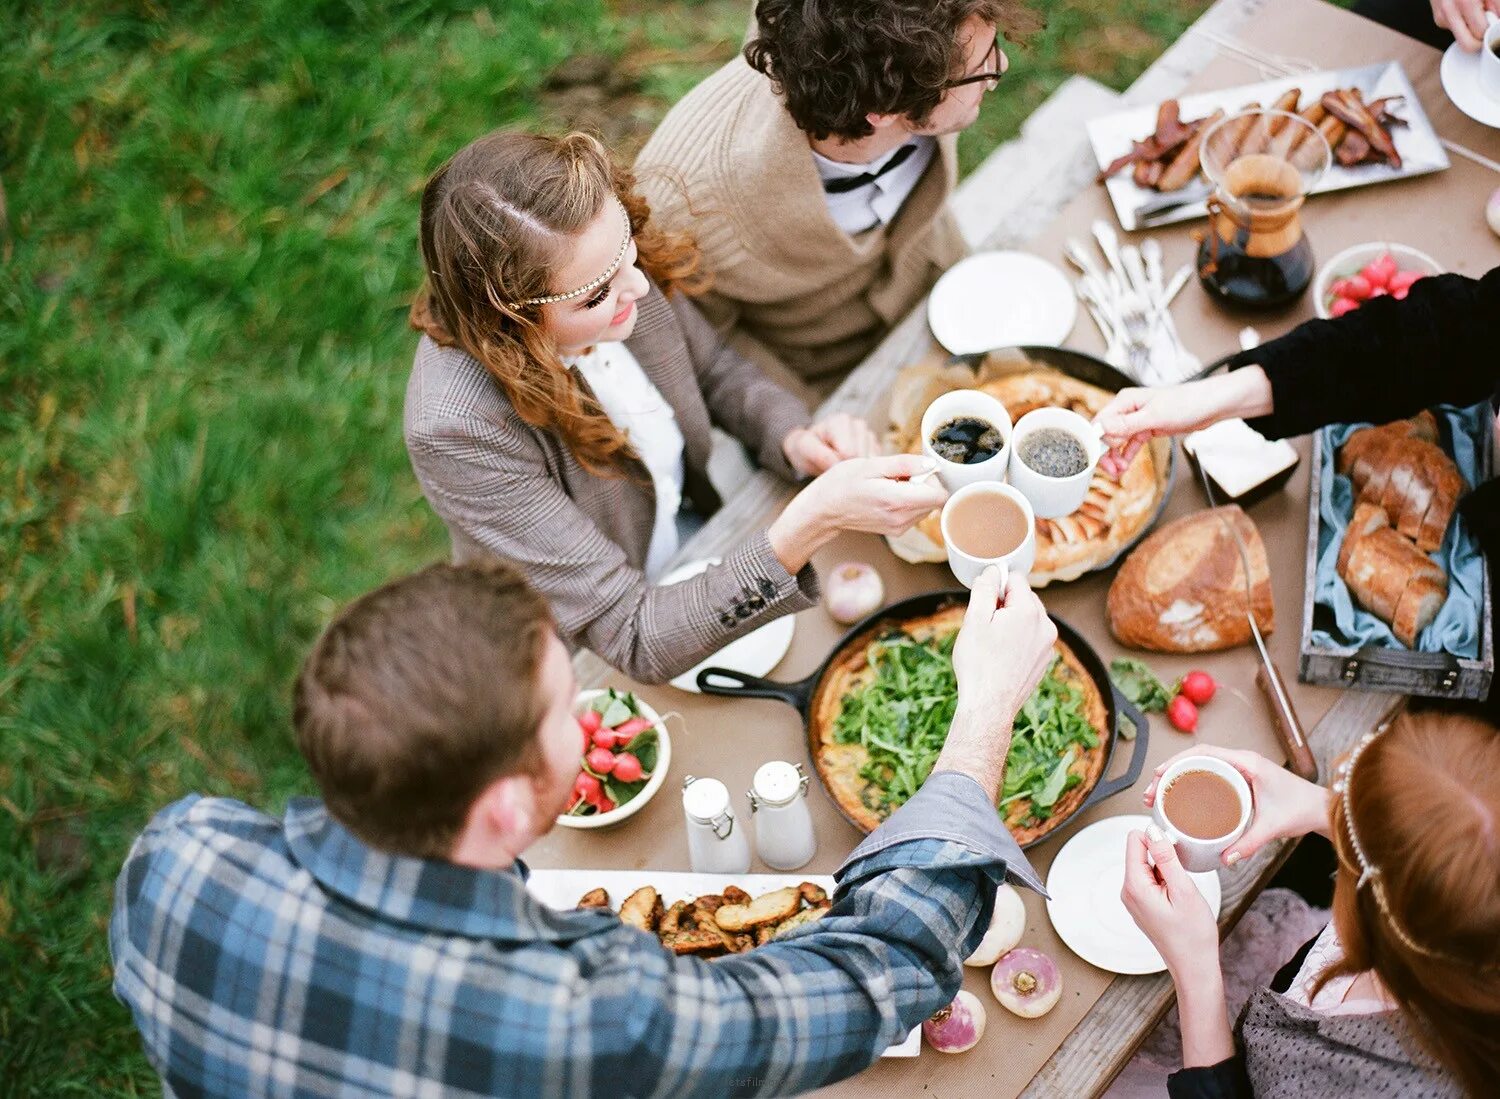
<box><xmin>1228</xmin><ymin>266</ymin><xmax>1500</xmax><ymax>440</ymax></box>
<box><xmin>1168</xmin><ymin>1055</ymin><xmax>1254</xmax><ymax>1099</ymax></box>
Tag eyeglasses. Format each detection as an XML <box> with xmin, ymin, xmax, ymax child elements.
<box><xmin>944</xmin><ymin>37</ymin><xmax>1006</xmax><ymax>91</ymax></box>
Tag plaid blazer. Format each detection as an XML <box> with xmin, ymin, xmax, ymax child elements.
<box><xmin>111</xmin><ymin>774</ymin><xmax>1042</xmax><ymax>1099</ymax></box>
<box><xmin>404</xmin><ymin>285</ymin><xmax>815</xmax><ymax>684</ymax></box>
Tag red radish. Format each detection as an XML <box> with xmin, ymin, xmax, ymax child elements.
<box><xmin>1167</xmin><ymin>694</ymin><xmax>1199</xmax><ymax>733</ymax></box>
<box><xmin>1393</xmin><ymin>287</ymin><xmax>1410</xmax><ymax>301</ymax></box>
<box><xmin>1388</xmin><ymin>270</ymin><xmax>1422</xmax><ymax>293</ymax></box>
<box><xmin>612</xmin><ymin>716</ymin><xmax>653</xmax><ymax>740</ymax></box>
<box><xmin>1368</xmin><ymin>287</ymin><xmax>1388</xmax><ymax>298</ymax></box>
<box><xmin>595</xmin><ymin>794</ymin><xmax>617</xmax><ymax>813</ymax></box>
<box><xmin>923</xmin><ymin>990</ymin><xmax>987</xmax><ymax>1053</ymax></box>
<box><xmin>1179</xmin><ymin>671</ymin><xmax>1217</xmax><ymax>706</ymax></box>
<box><xmin>1366</xmin><ymin>253</ymin><xmax>1398</xmax><ymax>288</ymax></box>
<box><xmin>577</xmin><ymin>709</ymin><xmax>603</xmax><ymax>735</ymax></box>
<box><xmin>991</xmin><ymin>947</ymin><xmax>1062</xmax><ymax>1018</ymax></box>
<box><xmin>573</xmin><ymin>771</ymin><xmax>603</xmax><ymax>803</ymax></box>
<box><xmin>1342</xmin><ymin>273</ymin><xmax>1374</xmax><ymax>300</ymax></box>
<box><xmin>1329</xmin><ymin>296</ymin><xmax>1359</xmax><ymax>318</ymax></box>
<box><xmin>585</xmin><ymin>747</ymin><xmax>616</xmax><ymax>775</ymax></box>
<box><xmin>611</xmin><ymin>752</ymin><xmax>644</xmax><ymax>783</ymax></box>
<box><xmin>591</xmin><ymin>727</ymin><xmax>620</xmax><ymax>750</ymax></box>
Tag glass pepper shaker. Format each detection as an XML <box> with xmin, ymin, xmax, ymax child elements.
<box><xmin>682</xmin><ymin>775</ymin><xmax>751</xmax><ymax>874</ymax></box>
<box><xmin>747</xmin><ymin>761</ymin><xmax>816</xmax><ymax>871</ymax></box>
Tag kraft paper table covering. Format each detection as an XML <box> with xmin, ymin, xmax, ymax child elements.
<box><xmin>525</xmin><ymin>1</ymin><xmax>1500</xmax><ymax>1094</ymax></box>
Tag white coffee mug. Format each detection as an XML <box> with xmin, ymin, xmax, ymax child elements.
<box><xmin>920</xmin><ymin>389</ymin><xmax>1014</xmax><ymax>492</ymax></box>
<box><xmin>1007</xmin><ymin>408</ymin><xmax>1105</xmax><ymax>519</ymax></box>
<box><xmin>939</xmin><ymin>482</ymin><xmax>1037</xmax><ymax>589</ymax></box>
<box><xmin>1151</xmin><ymin>755</ymin><xmax>1253</xmax><ymax>873</ymax></box>
<box><xmin>1482</xmin><ymin>13</ymin><xmax>1500</xmax><ymax>103</ymax></box>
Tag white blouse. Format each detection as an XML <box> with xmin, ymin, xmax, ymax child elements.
<box><xmin>567</xmin><ymin>342</ymin><xmax>686</xmax><ymax>580</ymax></box>
<box><xmin>1285</xmin><ymin>922</ymin><xmax>1394</xmax><ymax>1017</ymax></box>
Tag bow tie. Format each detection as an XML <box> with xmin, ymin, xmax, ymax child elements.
<box><xmin>822</xmin><ymin>143</ymin><xmax>918</xmax><ymax>195</ymax></box>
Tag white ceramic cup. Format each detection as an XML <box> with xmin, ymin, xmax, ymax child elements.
<box><xmin>1151</xmin><ymin>755</ymin><xmax>1253</xmax><ymax>873</ymax></box>
<box><xmin>1007</xmin><ymin>408</ymin><xmax>1105</xmax><ymax>519</ymax></box>
<box><xmin>1482</xmin><ymin>13</ymin><xmax>1500</xmax><ymax>103</ymax></box>
<box><xmin>939</xmin><ymin>482</ymin><xmax>1037</xmax><ymax>589</ymax></box>
<box><xmin>920</xmin><ymin>389</ymin><xmax>1014</xmax><ymax>492</ymax></box>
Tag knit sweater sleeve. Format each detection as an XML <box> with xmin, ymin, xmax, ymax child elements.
<box><xmin>1231</xmin><ymin>267</ymin><xmax>1500</xmax><ymax>440</ymax></box>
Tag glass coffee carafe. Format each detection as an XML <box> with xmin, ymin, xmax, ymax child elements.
<box><xmin>1195</xmin><ymin>109</ymin><xmax>1331</xmax><ymax>309</ymax></box>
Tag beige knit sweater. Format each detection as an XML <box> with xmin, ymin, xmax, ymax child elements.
<box><xmin>635</xmin><ymin>57</ymin><xmax>966</xmax><ymax>395</ymax></box>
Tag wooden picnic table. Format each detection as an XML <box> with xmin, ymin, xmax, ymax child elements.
<box><xmin>530</xmin><ymin>0</ymin><xmax>1500</xmax><ymax>1094</ymax></box>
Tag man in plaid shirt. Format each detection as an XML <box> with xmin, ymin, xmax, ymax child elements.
<box><xmin>112</xmin><ymin>561</ymin><xmax>1056</xmax><ymax>1098</ymax></box>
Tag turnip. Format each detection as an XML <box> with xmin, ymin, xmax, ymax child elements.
<box><xmin>922</xmin><ymin>989</ymin><xmax>986</xmax><ymax>1054</ymax></box>
<box><xmin>964</xmin><ymin>882</ymin><xmax>1026</xmax><ymax>967</ymax></box>
<box><xmin>991</xmin><ymin>947</ymin><xmax>1062</xmax><ymax>1018</ymax></box>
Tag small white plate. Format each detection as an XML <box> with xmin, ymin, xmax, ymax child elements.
<box><xmin>927</xmin><ymin>251</ymin><xmax>1077</xmax><ymax>356</ymax></box>
<box><xmin>659</xmin><ymin>558</ymin><xmax>795</xmax><ymax>693</ymax></box>
<box><xmin>1441</xmin><ymin>42</ymin><xmax>1500</xmax><ymax>129</ymax></box>
<box><xmin>1046</xmin><ymin>814</ymin><xmax>1223</xmax><ymax>976</ymax></box>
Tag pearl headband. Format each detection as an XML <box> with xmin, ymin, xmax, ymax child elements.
<box><xmin>504</xmin><ymin>197</ymin><xmax>632</xmax><ymax>309</ymax></box>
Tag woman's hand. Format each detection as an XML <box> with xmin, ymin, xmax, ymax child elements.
<box><xmin>782</xmin><ymin>413</ymin><xmax>880</xmax><ymax>476</ymax></box>
<box><xmin>1122</xmin><ymin>826</ymin><xmax>1236</xmax><ymax>1068</ymax></box>
<box><xmin>1431</xmin><ymin>0</ymin><xmax>1499</xmax><ymax>50</ymax></box>
<box><xmin>1143</xmin><ymin>745</ymin><xmax>1333</xmax><ymax>866</ymax></box>
<box><xmin>768</xmin><ymin>454</ymin><xmax>947</xmax><ymax>573</ymax></box>
<box><xmin>1094</xmin><ymin>368</ymin><xmax>1274</xmax><ymax>477</ymax></box>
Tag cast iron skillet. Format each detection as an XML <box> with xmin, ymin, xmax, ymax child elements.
<box><xmin>697</xmin><ymin>590</ymin><xmax>1150</xmax><ymax>849</ymax></box>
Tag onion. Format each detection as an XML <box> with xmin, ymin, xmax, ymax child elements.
<box><xmin>1488</xmin><ymin>186</ymin><xmax>1500</xmax><ymax>239</ymax></box>
<box><xmin>824</xmin><ymin>561</ymin><xmax>884</xmax><ymax>625</ymax></box>
<box><xmin>922</xmin><ymin>989</ymin><xmax>987</xmax><ymax>1053</ymax></box>
<box><xmin>964</xmin><ymin>883</ymin><xmax>1027</xmax><ymax>967</ymax></box>
<box><xmin>990</xmin><ymin>947</ymin><xmax>1063</xmax><ymax>1018</ymax></box>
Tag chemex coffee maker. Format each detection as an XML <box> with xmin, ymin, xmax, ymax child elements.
<box><xmin>1196</xmin><ymin>109</ymin><xmax>1332</xmax><ymax>309</ymax></box>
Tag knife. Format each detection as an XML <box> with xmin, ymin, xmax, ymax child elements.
<box><xmin>1136</xmin><ymin>180</ymin><xmax>1213</xmax><ymax>226</ymax></box>
<box><xmin>1193</xmin><ymin>462</ymin><xmax>1319</xmax><ymax>781</ymax></box>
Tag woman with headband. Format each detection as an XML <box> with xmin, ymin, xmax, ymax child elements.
<box><xmin>405</xmin><ymin>131</ymin><xmax>945</xmax><ymax>683</ymax></box>
<box><xmin>1121</xmin><ymin>713</ymin><xmax>1500</xmax><ymax>1096</ymax></box>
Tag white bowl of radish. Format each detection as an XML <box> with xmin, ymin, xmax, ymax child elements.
<box><xmin>556</xmin><ymin>688</ymin><xmax>672</xmax><ymax>830</ymax></box>
<box><xmin>1314</xmin><ymin>242</ymin><xmax>1443</xmax><ymax>320</ymax></box>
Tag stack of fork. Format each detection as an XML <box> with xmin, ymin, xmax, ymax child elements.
<box><xmin>1067</xmin><ymin>219</ymin><xmax>1202</xmax><ymax>385</ymax></box>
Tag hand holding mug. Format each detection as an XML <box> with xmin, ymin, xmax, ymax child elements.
<box><xmin>783</xmin><ymin>413</ymin><xmax>881</xmax><ymax>476</ymax></box>
<box><xmin>1120</xmin><ymin>824</ymin><xmax>1221</xmax><ymax>978</ymax></box>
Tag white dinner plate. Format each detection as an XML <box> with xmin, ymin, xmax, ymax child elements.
<box><xmin>1046</xmin><ymin>814</ymin><xmax>1223</xmax><ymax>976</ymax></box>
<box><xmin>659</xmin><ymin>558</ymin><xmax>795</xmax><ymax>693</ymax></box>
<box><xmin>927</xmin><ymin>251</ymin><xmax>1076</xmax><ymax>356</ymax></box>
<box><xmin>1441</xmin><ymin>42</ymin><xmax>1500</xmax><ymax>129</ymax></box>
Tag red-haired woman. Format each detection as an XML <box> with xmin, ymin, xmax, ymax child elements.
<box><xmin>405</xmin><ymin>130</ymin><xmax>944</xmax><ymax>684</ymax></box>
<box><xmin>1123</xmin><ymin>713</ymin><xmax>1500</xmax><ymax>1096</ymax></box>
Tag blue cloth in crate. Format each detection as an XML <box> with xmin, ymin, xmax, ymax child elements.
<box><xmin>1312</xmin><ymin>403</ymin><xmax>1491</xmax><ymax>658</ymax></box>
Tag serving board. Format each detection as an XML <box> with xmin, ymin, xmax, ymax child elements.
<box><xmin>525</xmin><ymin>868</ymin><xmax>922</xmax><ymax>1057</ymax></box>
<box><xmin>1086</xmin><ymin>61</ymin><xmax>1449</xmax><ymax>230</ymax></box>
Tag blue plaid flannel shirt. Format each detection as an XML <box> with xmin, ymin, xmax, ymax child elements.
<box><xmin>112</xmin><ymin>771</ymin><xmax>1043</xmax><ymax>1098</ymax></box>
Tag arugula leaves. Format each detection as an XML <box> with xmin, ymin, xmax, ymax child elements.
<box><xmin>1109</xmin><ymin>658</ymin><xmax>1176</xmax><ymax>713</ymax></box>
<box><xmin>831</xmin><ymin>630</ymin><xmax>1100</xmax><ymax>829</ymax></box>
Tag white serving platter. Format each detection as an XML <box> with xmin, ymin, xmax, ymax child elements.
<box><xmin>526</xmin><ymin>868</ymin><xmax>921</xmax><ymax>1057</ymax></box>
<box><xmin>1086</xmin><ymin>61</ymin><xmax>1449</xmax><ymax>230</ymax></box>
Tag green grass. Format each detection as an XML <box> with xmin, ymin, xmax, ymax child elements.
<box><xmin>0</xmin><ymin>0</ymin><xmax>1201</xmax><ymax>1092</ymax></box>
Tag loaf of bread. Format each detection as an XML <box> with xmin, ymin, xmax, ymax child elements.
<box><xmin>1107</xmin><ymin>505</ymin><xmax>1273</xmax><ymax>652</ymax></box>
<box><xmin>1337</xmin><ymin>413</ymin><xmax>1464</xmax><ymax>552</ymax></box>
<box><xmin>1335</xmin><ymin>501</ymin><xmax>1448</xmax><ymax>647</ymax></box>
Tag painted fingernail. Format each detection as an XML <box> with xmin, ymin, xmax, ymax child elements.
<box><xmin>1146</xmin><ymin>823</ymin><xmax>1165</xmax><ymax>843</ymax></box>
<box><xmin>1225</xmin><ymin>850</ymin><xmax>1242</xmax><ymax>866</ymax></box>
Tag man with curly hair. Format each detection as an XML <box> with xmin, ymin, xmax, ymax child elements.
<box><xmin>636</xmin><ymin>0</ymin><xmax>1039</xmax><ymax>396</ymax></box>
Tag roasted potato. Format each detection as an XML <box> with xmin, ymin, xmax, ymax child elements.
<box><xmin>620</xmin><ymin>886</ymin><xmax>661</xmax><ymax>933</ymax></box>
<box><xmin>577</xmin><ymin>888</ymin><xmax>610</xmax><ymax>909</ymax></box>
<box><xmin>713</xmin><ymin>886</ymin><xmax>802</xmax><ymax>932</ymax></box>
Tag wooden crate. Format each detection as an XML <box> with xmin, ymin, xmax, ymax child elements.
<box><xmin>1300</xmin><ymin>419</ymin><xmax>1493</xmax><ymax>700</ymax></box>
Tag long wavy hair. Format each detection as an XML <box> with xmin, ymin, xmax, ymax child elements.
<box><xmin>410</xmin><ymin>131</ymin><xmax>706</xmax><ymax>474</ymax></box>
<box><xmin>1314</xmin><ymin>710</ymin><xmax>1500</xmax><ymax>1093</ymax></box>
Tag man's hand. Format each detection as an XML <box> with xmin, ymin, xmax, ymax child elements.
<box><xmin>782</xmin><ymin>413</ymin><xmax>881</xmax><ymax>476</ymax></box>
<box><xmin>936</xmin><ymin>567</ymin><xmax>1058</xmax><ymax>796</ymax></box>
<box><xmin>1431</xmin><ymin>0</ymin><xmax>1499</xmax><ymax>51</ymax></box>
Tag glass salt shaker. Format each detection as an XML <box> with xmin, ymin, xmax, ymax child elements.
<box><xmin>682</xmin><ymin>775</ymin><xmax>751</xmax><ymax>874</ymax></box>
<box><xmin>747</xmin><ymin>761</ymin><xmax>816</xmax><ymax>871</ymax></box>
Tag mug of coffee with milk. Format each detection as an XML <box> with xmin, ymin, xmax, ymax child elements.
<box><xmin>939</xmin><ymin>482</ymin><xmax>1037</xmax><ymax>589</ymax></box>
<box><xmin>1152</xmin><ymin>755</ymin><xmax>1253</xmax><ymax>872</ymax></box>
